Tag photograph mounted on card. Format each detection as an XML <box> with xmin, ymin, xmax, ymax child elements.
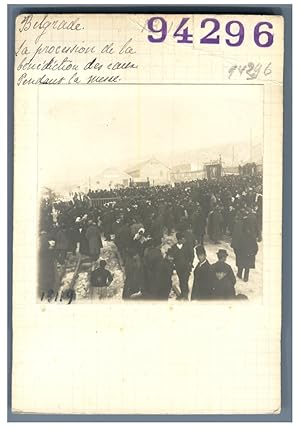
<box><xmin>12</xmin><ymin>13</ymin><xmax>283</xmax><ymax>415</ymax></box>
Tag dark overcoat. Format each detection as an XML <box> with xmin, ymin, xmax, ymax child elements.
<box><xmin>79</xmin><ymin>224</ymin><xmax>89</xmax><ymax>255</ymax></box>
<box><xmin>39</xmin><ymin>233</ymin><xmax>56</xmax><ymax>294</ymax></box>
<box><xmin>169</xmin><ymin>243</ymin><xmax>194</xmax><ymax>274</ymax></box>
<box><xmin>231</xmin><ymin>219</ymin><xmax>243</xmax><ymax>250</ymax></box>
<box><xmin>143</xmin><ymin>246</ymin><xmax>164</xmax><ymax>298</ymax></box>
<box><xmin>191</xmin><ymin>260</ymin><xmax>213</xmax><ymax>300</ymax></box>
<box><xmin>55</xmin><ymin>228</ymin><xmax>69</xmax><ymax>250</ymax></box>
<box><xmin>85</xmin><ymin>224</ymin><xmax>103</xmax><ymax>257</ymax></box>
<box><xmin>211</xmin><ymin>261</ymin><xmax>236</xmax><ymax>299</ymax></box>
<box><xmin>155</xmin><ymin>258</ymin><xmax>174</xmax><ymax>300</ymax></box>
<box><xmin>244</xmin><ymin>213</ymin><xmax>259</xmax><ymax>239</ymax></box>
<box><xmin>207</xmin><ymin>210</ymin><xmax>223</xmax><ymax>241</ymax></box>
<box><xmin>235</xmin><ymin>233</ymin><xmax>258</xmax><ymax>269</ymax></box>
<box><xmin>123</xmin><ymin>254</ymin><xmax>144</xmax><ymax>299</ymax></box>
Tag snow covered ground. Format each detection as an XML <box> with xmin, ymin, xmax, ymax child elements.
<box><xmin>64</xmin><ymin>234</ymin><xmax>262</xmax><ymax>304</ymax></box>
<box><xmin>200</xmin><ymin>237</ymin><xmax>263</xmax><ymax>302</ymax></box>
<box><xmin>162</xmin><ymin>233</ymin><xmax>263</xmax><ymax>303</ymax></box>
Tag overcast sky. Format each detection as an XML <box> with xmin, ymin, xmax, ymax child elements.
<box><xmin>38</xmin><ymin>84</ymin><xmax>263</xmax><ymax>189</ymax></box>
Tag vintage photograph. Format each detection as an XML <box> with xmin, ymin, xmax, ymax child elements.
<box><xmin>12</xmin><ymin>11</ymin><xmax>285</xmax><ymax>416</ymax></box>
<box><xmin>38</xmin><ymin>84</ymin><xmax>263</xmax><ymax>304</ymax></box>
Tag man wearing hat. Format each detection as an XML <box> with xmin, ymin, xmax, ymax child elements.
<box><xmin>143</xmin><ymin>236</ymin><xmax>164</xmax><ymax>299</ymax></box>
<box><xmin>169</xmin><ymin>232</ymin><xmax>194</xmax><ymax>300</ymax></box>
<box><xmin>191</xmin><ymin>245</ymin><xmax>213</xmax><ymax>300</ymax></box>
<box><xmin>211</xmin><ymin>249</ymin><xmax>236</xmax><ymax>299</ymax></box>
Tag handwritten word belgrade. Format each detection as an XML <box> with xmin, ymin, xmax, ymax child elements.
<box><xmin>146</xmin><ymin>17</ymin><xmax>275</xmax><ymax>47</ymax></box>
<box><xmin>18</xmin><ymin>14</ymin><xmax>84</xmax><ymax>43</ymax></box>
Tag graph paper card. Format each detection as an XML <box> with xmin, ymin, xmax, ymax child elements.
<box><xmin>12</xmin><ymin>14</ymin><xmax>283</xmax><ymax>414</ymax></box>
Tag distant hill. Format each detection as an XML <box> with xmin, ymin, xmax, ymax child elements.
<box><xmin>48</xmin><ymin>141</ymin><xmax>263</xmax><ymax>192</ymax></box>
<box><xmin>117</xmin><ymin>142</ymin><xmax>262</xmax><ymax>171</ymax></box>
<box><xmin>156</xmin><ymin>142</ymin><xmax>263</xmax><ymax>169</ymax></box>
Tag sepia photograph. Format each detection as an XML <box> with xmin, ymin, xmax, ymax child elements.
<box><xmin>11</xmin><ymin>11</ymin><xmax>286</xmax><ymax>416</ymax></box>
<box><xmin>38</xmin><ymin>84</ymin><xmax>263</xmax><ymax>304</ymax></box>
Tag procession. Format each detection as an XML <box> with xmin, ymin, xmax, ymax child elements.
<box><xmin>39</xmin><ymin>170</ymin><xmax>263</xmax><ymax>303</ymax></box>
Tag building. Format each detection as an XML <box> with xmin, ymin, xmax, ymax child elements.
<box><xmin>204</xmin><ymin>162</ymin><xmax>223</xmax><ymax>180</ymax></box>
<box><xmin>171</xmin><ymin>163</ymin><xmax>205</xmax><ymax>182</ymax></box>
<box><xmin>92</xmin><ymin>167</ymin><xmax>132</xmax><ymax>190</ymax></box>
<box><xmin>239</xmin><ymin>162</ymin><xmax>263</xmax><ymax>177</ymax></box>
<box><xmin>125</xmin><ymin>157</ymin><xmax>171</xmax><ymax>185</ymax></box>
<box><xmin>222</xmin><ymin>165</ymin><xmax>239</xmax><ymax>175</ymax></box>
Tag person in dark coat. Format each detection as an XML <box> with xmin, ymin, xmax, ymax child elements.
<box><xmin>155</xmin><ymin>251</ymin><xmax>175</xmax><ymax>300</ymax></box>
<box><xmin>38</xmin><ymin>231</ymin><xmax>56</xmax><ymax>297</ymax></box>
<box><xmin>115</xmin><ymin>221</ymin><xmax>131</xmax><ymax>261</ymax></box>
<box><xmin>150</xmin><ymin>213</ymin><xmax>164</xmax><ymax>243</ymax></box>
<box><xmin>90</xmin><ymin>260</ymin><xmax>113</xmax><ymax>287</ymax></box>
<box><xmin>207</xmin><ymin>206</ymin><xmax>223</xmax><ymax>243</ymax></box>
<box><xmin>231</xmin><ymin>211</ymin><xmax>244</xmax><ymax>270</ymax></box>
<box><xmin>85</xmin><ymin>220</ymin><xmax>103</xmax><ymax>261</ymax></box>
<box><xmin>164</xmin><ymin>205</ymin><xmax>175</xmax><ymax>235</ymax></box>
<box><xmin>235</xmin><ymin>227</ymin><xmax>258</xmax><ymax>282</ymax></box>
<box><xmin>55</xmin><ymin>223</ymin><xmax>69</xmax><ymax>264</ymax></box>
<box><xmin>244</xmin><ymin>208</ymin><xmax>259</xmax><ymax>240</ymax></box>
<box><xmin>169</xmin><ymin>232</ymin><xmax>194</xmax><ymax>300</ymax></box>
<box><xmin>143</xmin><ymin>237</ymin><xmax>164</xmax><ymax>299</ymax></box>
<box><xmin>68</xmin><ymin>218</ymin><xmax>81</xmax><ymax>255</ymax></box>
<box><xmin>191</xmin><ymin>245</ymin><xmax>213</xmax><ymax>300</ymax></box>
<box><xmin>79</xmin><ymin>218</ymin><xmax>89</xmax><ymax>256</ymax></box>
<box><xmin>191</xmin><ymin>207</ymin><xmax>206</xmax><ymax>244</ymax></box>
<box><xmin>211</xmin><ymin>249</ymin><xmax>236</xmax><ymax>299</ymax></box>
<box><xmin>131</xmin><ymin>227</ymin><xmax>148</xmax><ymax>257</ymax></box>
<box><xmin>227</xmin><ymin>206</ymin><xmax>236</xmax><ymax>235</ymax></box>
<box><xmin>112</xmin><ymin>217</ymin><xmax>123</xmax><ymax>239</ymax></box>
<box><xmin>182</xmin><ymin>225</ymin><xmax>196</xmax><ymax>258</ymax></box>
<box><xmin>122</xmin><ymin>249</ymin><xmax>145</xmax><ymax>299</ymax></box>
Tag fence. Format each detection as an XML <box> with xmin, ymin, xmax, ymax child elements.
<box><xmin>89</xmin><ymin>194</ymin><xmax>148</xmax><ymax>208</ymax></box>
<box><xmin>89</xmin><ymin>197</ymin><xmax>121</xmax><ymax>208</ymax></box>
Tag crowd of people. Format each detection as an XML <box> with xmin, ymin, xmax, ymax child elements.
<box><xmin>39</xmin><ymin>174</ymin><xmax>262</xmax><ymax>301</ymax></box>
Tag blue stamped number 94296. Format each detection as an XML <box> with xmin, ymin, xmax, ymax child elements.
<box><xmin>147</xmin><ymin>17</ymin><xmax>274</xmax><ymax>48</ymax></box>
